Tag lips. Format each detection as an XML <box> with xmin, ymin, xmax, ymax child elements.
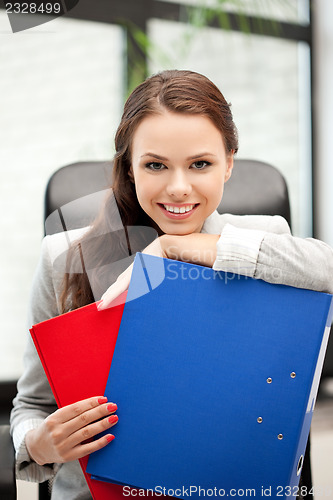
<box><xmin>157</xmin><ymin>203</ymin><xmax>199</xmax><ymax>219</ymax></box>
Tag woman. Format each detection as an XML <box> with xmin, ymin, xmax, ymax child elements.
<box><xmin>11</xmin><ymin>70</ymin><xmax>333</xmax><ymax>499</ymax></box>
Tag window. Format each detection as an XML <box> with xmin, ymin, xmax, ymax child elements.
<box><xmin>0</xmin><ymin>12</ymin><xmax>124</xmax><ymax>379</ymax></box>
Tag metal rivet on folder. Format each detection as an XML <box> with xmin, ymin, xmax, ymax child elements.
<box><xmin>257</xmin><ymin>417</ymin><xmax>263</xmax><ymax>424</ymax></box>
<box><xmin>278</xmin><ymin>434</ymin><xmax>283</xmax><ymax>440</ymax></box>
<box><xmin>290</xmin><ymin>372</ymin><xmax>296</xmax><ymax>378</ymax></box>
<box><xmin>267</xmin><ymin>377</ymin><xmax>272</xmax><ymax>384</ymax></box>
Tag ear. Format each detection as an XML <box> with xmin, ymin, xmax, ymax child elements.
<box><xmin>224</xmin><ymin>152</ymin><xmax>234</xmax><ymax>182</ymax></box>
<box><xmin>128</xmin><ymin>166</ymin><xmax>135</xmax><ymax>183</ymax></box>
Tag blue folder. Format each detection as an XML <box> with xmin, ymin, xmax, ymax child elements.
<box><xmin>87</xmin><ymin>254</ymin><xmax>333</xmax><ymax>499</ymax></box>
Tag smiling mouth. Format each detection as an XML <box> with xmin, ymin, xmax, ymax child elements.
<box><xmin>157</xmin><ymin>203</ymin><xmax>199</xmax><ymax>218</ymax></box>
<box><xmin>163</xmin><ymin>203</ymin><xmax>197</xmax><ymax>213</ymax></box>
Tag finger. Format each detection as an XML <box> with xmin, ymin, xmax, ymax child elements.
<box><xmin>64</xmin><ymin>402</ymin><xmax>118</xmax><ymax>436</ymax></box>
<box><xmin>54</xmin><ymin>396</ymin><xmax>113</xmax><ymax>424</ymax></box>
<box><xmin>67</xmin><ymin>413</ymin><xmax>119</xmax><ymax>448</ymax></box>
<box><xmin>98</xmin><ymin>265</ymin><xmax>133</xmax><ymax>310</ymax></box>
<box><xmin>67</xmin><ymin>433</ymin><xmax>116</xmax><ymax>462</ymax></box>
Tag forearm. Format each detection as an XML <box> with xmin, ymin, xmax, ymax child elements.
<box><xmin>159</xmin><ymin>233</ymin><xmax>220</xmax><ymax>267</ymax></box>
<box><xmin>11</xmin><ymin>235</ymin><xmax>62</xmax><ymax>480</ymax></box>
<box><xmin>214</xmin><ymin>223</ymin><xmax>333</xmax><ymax>294</ymax></box>
<box><xmin>257</xmin><ymin>232</ymin><xmax>333</xmax><ymax>293</ymax></box>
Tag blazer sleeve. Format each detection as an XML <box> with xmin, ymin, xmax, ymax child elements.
<box><xmin>213</xmin><ymin>216</ymin><xmax>333</xmax><ymax>294</ymax></box>
<box><xmin>10</xmin><ymin>236</ymin><xmax>62</xmax><ymax>483</ymax></box>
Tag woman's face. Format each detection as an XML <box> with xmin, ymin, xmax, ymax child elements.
<box><xmin>130</xmin><ymin>110</ymin><xmax>233</xmax><ymax>235</ymax></box>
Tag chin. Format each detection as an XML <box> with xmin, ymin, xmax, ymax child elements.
<box><xmin>158</xmin><ymin>222</ymin><xmax>201</xmax><ymax>236</ymax></box>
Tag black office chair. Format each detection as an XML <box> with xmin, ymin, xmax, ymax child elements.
<box><xmin>1</xmin><ymin>159</ymin><xmax>320</xmax><ymax>499</ymax></box>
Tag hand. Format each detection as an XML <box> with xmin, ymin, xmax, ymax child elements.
<box><xmin>97</xmin><ymin>237</ymin><xmax>167</xmax><ymax>310</ymax></box>
<box><xmin>25</xmin><ymin>396</ymin><xmax>118</xmax><ymax>465</ymax></box>
<box><xmin>98</xmin><ymin>233</ymin><xmax>219</xmax><ymax>310</ymax></box>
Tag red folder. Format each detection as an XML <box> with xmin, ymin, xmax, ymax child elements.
<box><xmin>30</xmin><ymin>293</ymin><xmax>127</xmax><ymax>500</ymax></box>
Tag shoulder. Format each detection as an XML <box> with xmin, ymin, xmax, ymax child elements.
<box><xmin>43</xmin><ymin>226</ymin><xmax>90</xmax><ymax>267</ymax></box>
<box><xmin>29</xmin><ymin>227</ymin><xmax>90</xmax><ymax>320</ymax></box>
<box><xmin>201</xmin><ymin>211</ymin><xmax>291</xmax><ymax>235</ymax></box>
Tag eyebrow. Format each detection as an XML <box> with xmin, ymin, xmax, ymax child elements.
<box><xmin>140</xmin><ymin>152</ymin><xmax>217</xmax><ymax>161</ymax></box>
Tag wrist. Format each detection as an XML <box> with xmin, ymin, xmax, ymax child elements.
<box><xmin>158</xmin><ymin>234</ymin><xmax>181</xmax><ymax>260</ymax></box>
<box><xmin>25</xmin><ymin>428</ymin><xmax>45</xmax><ymax>466</ymax></box>
<box><xmin>159</xmin><ymin>233</ymin><xmax>220</xmax><ymax>267</ymax></box>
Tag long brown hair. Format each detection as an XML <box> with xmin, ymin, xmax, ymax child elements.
<box><xmin>60</xmin><ymin>70</ymin><xmax>239</xmax><ymax>312</ymax></box>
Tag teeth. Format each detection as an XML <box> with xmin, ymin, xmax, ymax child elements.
<box><xmin>163</xmin><ymin>204</ymin><xmax>195</xmax><ymax>213</ymax></box>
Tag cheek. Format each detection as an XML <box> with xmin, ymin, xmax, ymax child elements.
<box><xmin>201</xmin><ymin>172</ymin><xmax>225</xmax><ymax>206</ymax></box>
<box><xmin>133</xmin><ymin>175</ymin><xmax>157</xmax><ymax>209</ymax></box>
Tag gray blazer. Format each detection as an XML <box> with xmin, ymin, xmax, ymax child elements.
<box><xmin>10</xmin><ymin>212</ymin><xmax>333</xmax><ymax>500</ymax></box>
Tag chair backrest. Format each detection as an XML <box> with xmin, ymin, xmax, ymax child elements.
<box><xmin>44</xmin><ymin>159</ymin><xmax>291</xmax><ymax>234</ymax></box>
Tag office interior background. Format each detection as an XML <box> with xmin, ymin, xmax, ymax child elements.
<box><xmin>0</xmin><ymin>0</ymin><xmax>333</xmax><ymax>498</ymax></box>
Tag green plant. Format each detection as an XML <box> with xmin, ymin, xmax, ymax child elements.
<box><xmin>123</xmin><ymin>0</ymin><xmax>298</xmax><ymax>94</ymax></box>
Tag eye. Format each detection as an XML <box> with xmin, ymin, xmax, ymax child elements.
<box><xmin>191</xmin><ymin>160</ymin><xmax>211</xmax><ymax>170</ymax></box>
<box><xmin>145</xmin><ymin>162</ymin><xmax>165</xmax><ymax>171</ymax></box>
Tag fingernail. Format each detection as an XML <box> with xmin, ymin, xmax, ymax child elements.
<box><xmin>108</xmin><ymin>415</ymin><xmax>119</xmax><ymax>424</ymax></box>
<box><xmin>98</xmin><ymin>397</ymin><xmax>108</xmax><ymax>404</ymax></box>
<box><xmin>107</xmin><ymin>403</ymin><xmax>117</xmax><ymax>412</ymax></box>
<box><xmin>106</xmin><ymin>434</ymin><xmax>115</xmax><ymax>443</ymax></box>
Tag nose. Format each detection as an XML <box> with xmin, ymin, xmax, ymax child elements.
<box><xmin>166</xmin><ymin>170</ymin><xmax>192</xmax><ymax>199</ymax></box>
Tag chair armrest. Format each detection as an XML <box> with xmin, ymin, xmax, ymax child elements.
<box><xmin>0</xmin><ymin>425</ymin><xmax>16</xmax><ymax>500</ymax></box>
